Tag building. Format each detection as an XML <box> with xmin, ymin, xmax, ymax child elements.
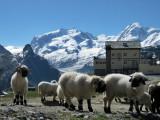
<box><xmin>94</xmin><ymin>41</ymin><xmax>160</xmax><ymax>75</ymax></box>
<box><xmin>94</xmin><ymin>41</ymin><xmax>141</xmax><ymax>75</ymax></box>
<box><xmin>106</xmin><ymin>41</ymin><xmax>141</xmax><ymax>74</ymax></box>
<box><xmin>93</xmin><ymin>57</ymin><xmax>106</xmax><ymax>76</ymax></box>
<box><xmin>139</xmin><ymin>59</ymin><xmax>160</xmax><ymax>75</ymax></box>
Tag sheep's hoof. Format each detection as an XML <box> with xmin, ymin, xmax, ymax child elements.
<box><xmin>20</xmin><ymin>101</ymin><xmax>23</xmax><ymax>105</ymax></box>
<box><xmin>104</xmin><ymin>107</ymin><xmax>111</xmax><ymax>113</ymax></box>
<box><xmin>69</xmin><ymin>104</ymin><xmax>75</xmax><ymax>111</ymax></box>
<box><xmin>13</xmin><ymin>99</ymin><xmax>16</xmax><ymax>104</ymax></box>
<box><xmin>41</xmin><ymin>98</ymin><xmax>45</xmax><ymax>103</ymax></box>
<box><xmin>64</xmin><ymin>103</ymin><xmax>69</xmax><ymax>108</ymax></box>
<box><xmin>24</xmin><ymin>100</ymin><xmax>27</xmax><ymax>106</ymax></box>
<box><xmin>78</xmin><ymin>106</ymin><xmax>83</xmax><ymax>111</ymax></box>
<box><xmin>88</xmin><ymin>107</ymin><xmax>93</xmax><ymax>112</ymax></box>
<box><xmin>128</xmin><ymin>107</ymin><xmax>133</xmax><ymax>112</ymax></box>
<box><xmin>16</xmin><ymin>101</ymin><xmax>19</xmax><ymax>105</ymax></box>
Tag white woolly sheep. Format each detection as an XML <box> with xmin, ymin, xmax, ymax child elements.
<box><xmin>58</xmin><ymin>72</ymin><xmax>106</xmax><ymax>112</ymax></box>
<box><xmin>137</xmin><ymin>92</ymin><xmax>151</xmax><ymax>112</ymax></box>
<box><xmin>10</xmin><ymin>65</ymin><xmax>29</xmax><ymax>105</ymax></box>
<box><xmin>38</xmin><ymin>81</ymin><xmax>58</xmax><ymax>102</ymax></box>
<box><xmin>103</xmin><ymin>72</ymin><xmax>147</xmax><ymax>113</ymax></box>
<box><xmin>56</xmin><ymin>85</ymin><xmax>64</xmax><ymax>105</ymax></box>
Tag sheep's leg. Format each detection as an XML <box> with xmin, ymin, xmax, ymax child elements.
<box><xmin>20</xmin><ymin>95</ymin><xmax>23</xmax><ymax>105</ymax></box>
<box><xmin>66</xmin><ymin>98</ymin><xmax>75</xmax><ymax>111</ymax></box>
<box><xmin>23</xmin><ymin>93</ymin><xmax>27</xmax><ymax>106</ymax></box>
<box><xmin>140</xmin><ymin>104</ymin><xmax>143</xmax><ymax>111</ymax></box>
<box><xmin>156</xmin><ymin>102</ymin><xmax>160</xmax><ymax>113</ymax></box>
<box><xmin>129</xmin><ymin>99</ymin><xmax>134</xmax><ymax>112</ymax></box>
<box><xmin>151</xmin><ymin>101</ymin><xmax>156</xmax><ymax>113</ymax></box>
<box><xmin>78</xmin><ymin>99</ymin><xmax>83</xmax><ymax>111</ymax></box>
<box><xmin>135</xmin><ymin>100</ymin><xmax>140</xmax><ymax>114</ymax></box>
<box><xmin>13</xmin><ymin>94</ymin><xmax>17</xmax><ymax>104</ymax></box>
<box><xmin>41</xmin><ymin>96</ymin><xmax>44</xmax><ymax>102</ymax></box>
<box><xmin>53</xmin><ymin>95</ymin><xmax>56</xmax><ymax>101</ymax></box>
<box><xmin>145</xmin><ymin>106</ymin><xmax>148</xmax><ymax>112</ymax></box>
<box><xmin>103</xmin><ymin>96</ymin><xmax>109</xmax><ymax>113</ymax></box>
<box><xmin>60</xmin><ymin>99</ymin><xmax>64</xmax><ymax>105</ymax></box>
<box><xmin>107</xmin><ymin>97</ymin><xmax>113</xmax><ymax>113</ymax></box>
<box><xmin>87</xmin><ymin>99</ymin><xmax>93</xmax><ymax>112</ymax></box>
<box><xmin>118</xmin><ymin>98</ymin><xmax>121</xmax><ymax>103</ymax></box>
<box><xmin>15</xmin><ymin>94</ymin><xmax>19</xmax><ymax>105</ymax></box>
<box><xmin>115</xmin><ymin>98</ymin><xmax>118</xmax><ymax>102</ymax></box>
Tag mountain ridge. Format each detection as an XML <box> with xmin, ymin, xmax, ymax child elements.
<box><xmin>5</xmin><ymin>22</ymin><xmax>160</xmax><ymax>72</ymax></box>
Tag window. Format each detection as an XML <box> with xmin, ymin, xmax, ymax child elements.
<box><xmin>123</xmin><ymin>53</ymin><xmax>127</xmax><ymax>56</ymax></box>
<box><xmin>117</xmin><ymin>53</ymin><xmax>121</xmax><ymax>58</ymax></box>
<box><xmin>124</xmin><ymin>60</ymin><xmax>127</xmax><ymax>64</ymax></box>
<box><xmin>134</xmin><ymin>53</ymin><xmax>137</xmax><ymax>56</ymax></box>
<box><xmin>123</xmin><ymin>43</ymin><xmax>128</xmax><ymax>47</ymax></box>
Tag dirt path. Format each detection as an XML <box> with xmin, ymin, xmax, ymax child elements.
<box><xmin>0</xmin><ymin>95</ymin><xmax>160</xmax><ymax>120</ymax></box>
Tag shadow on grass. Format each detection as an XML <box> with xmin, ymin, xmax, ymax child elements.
<box><xmin>42</xmin><ymin>100</ymin><xmax>60</xmax><ymax>106</ymax></box>
<box><xmin>130</xmin><ymin>112</ymin><xmax>160</xmax><ymax>120</ymax></box>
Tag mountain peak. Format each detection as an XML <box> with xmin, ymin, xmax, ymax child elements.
<box><xmin>23</xmin><ymin>44</ymin><xmax>34</xmax><ymax>57</ymax></box>
<box><xmin>129</xmin><ymin>22</ymin><xmax>141</xmax><ymax>28</ymax></box>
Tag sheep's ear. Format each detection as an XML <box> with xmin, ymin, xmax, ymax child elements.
<box><xmin>129</xmin><ymin>75</ymin><xmax>133</xmax><ymax>82</ymax></box>
<box><xmin>91</xmin><ymin>77</ymin><xmax>99</xmax><ymax>87</ymax></box>
<box><xmin>142</xmin><ymin>80</ymin><xmax>146</xmax><ymax>85</ymax></box>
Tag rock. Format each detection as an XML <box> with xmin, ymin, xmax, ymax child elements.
<box><xmin>39</xmin><ymin>116</ymin><xmax>44</xmax><ymax>120</ymax></box>
<box><xmin>84</xmin><ymin>115</ymin><xmax>89</xmax><ymax>119</ymax></box>
<box><xmin>73</xmin><ymin>113</ymin><xmax>85</xmax><ymax>118</ymax></box>
<box><xmin>1</xmin><ymin>103</ymin><xmax>7</xmax><ymax>106</ymax></box>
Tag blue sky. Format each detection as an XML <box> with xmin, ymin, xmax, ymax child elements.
<box><xmin>0</xmin><ymin>0</ymin><xmax>160</xmax><ymax>46</ymax></box>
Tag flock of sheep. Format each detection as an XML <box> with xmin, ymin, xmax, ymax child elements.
<box><xmin>10</xmin><ymin>64</ymin><xmax>160</xmax><ymax>114</ymax></box>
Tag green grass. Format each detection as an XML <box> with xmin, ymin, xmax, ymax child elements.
<box><xmin>1</xmin><ymin>90</ymin><xmax>39</xmax><ymax>101</ymax></box>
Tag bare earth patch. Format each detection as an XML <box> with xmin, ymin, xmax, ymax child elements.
<box><xmin>1</xmin><ymin>94</ymin><xmax>160</xmax><ymax>120</ymax></box>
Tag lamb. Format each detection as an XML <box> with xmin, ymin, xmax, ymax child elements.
<box><xmin>10</xmin><ymin>65</ymin><xmax>29</xmax><ymax>105</ymax></box>
<box><xmin>56</xmin><ymin>85</ymin><xmax>64</xmax><ymax>105</ymax></box>
<box><xmin>58</xmin><ymin>72</ymin><xmax>106</xmax><ymax>112</ymax></box>
<box><xmin>137</xmin><ymin>92</ymin><xmax>151</xmax><ymax>112</ymax></box>
<box><xmin>38</xmin><ymin>81</ymin><xmax>58</xmax><ymax>102</ymax></box>
<box><xmin>103</xmin><ymin>72</ymin><xmax>147</xmax><ymax>113</ymax></box>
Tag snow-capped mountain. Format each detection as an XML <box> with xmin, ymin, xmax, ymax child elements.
<box><xmin>0</xmin><ymin>45</ymin><xmax>19</xmax><ymax>91</ymax></box>
<box><xmin>19</xmin><ymin>44</ymin><xmax>60</xmax><ymax>86</ymax></box>
<box><xmin>5</xmin><ymin>46</ymin><xmax>23</xmax><ymax>55</ymax></box>
<box><xmin>5</xmin><ymin>22</ymin><xmax>160</xmax><ymax>73</ymax></box>
<box><xmin>31</xmin><ymin>28</ymin><xmax>105</xmax><ymax>72</ymax></box>
<box><xmin>30</xmin><ymin>23</ymin><xmax>160</xmax><ymax>72</ymax></box>
<box><xmin>117</xmin><ymin>22</ymin><xmax>160</xmax><ymax>47</ymax></box>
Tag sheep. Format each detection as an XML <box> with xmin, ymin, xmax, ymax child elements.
<box><xmin>10</xmin><ymin>65</ymin><xmax>29</xmax><ymax>105</ymax></box>
<box><xmin>38</xmin><ymin>81</ymin><xmax>58</xmax><ymax>102</ymax></box>
<box><xmin>149</xmin><ymin>85</ymin><xmax>160</xmax><ymax>113</ymax></box>
<box><xmin>137</xmin><ymin>92</ymin><xmax>151</xmax><ymax>112</ymax></box>
<box><xmin>56</xmin><ymin>85</ymin><xmax>64</xmax><ymax>105</ymax></box>
<box><xmin>58</xmin><ymin>72</ymin><xmax>106</xmax><ymax>112</ymax></box>
<box><xmin>148</xmin><ymin>84</ymin><xmax>156</xmax><ymax>95</ymax></box>
<box><xmin>103</xmin><ymin>72</ymin><xmax>147</xmax><ymax>113</ymax></box>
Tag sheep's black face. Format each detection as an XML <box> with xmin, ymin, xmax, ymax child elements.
<box><xmin>129</xmin><ymin>73</ymin><xmax>146</xmax><ymax>87</ymax></box>
<box><xmin>21</xmin><ymin>67</ymin><xmax>29</xmax><ymax>77</ymax></box>
<box><xmin>96</xmin><ymin>80</ymin><xmax>106</xmax><ymax>93</ymax></box>
<box><xmin>91</xmin><ymin>76</ymin><xmax>106</xmax><ymax>93</ymax></box>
